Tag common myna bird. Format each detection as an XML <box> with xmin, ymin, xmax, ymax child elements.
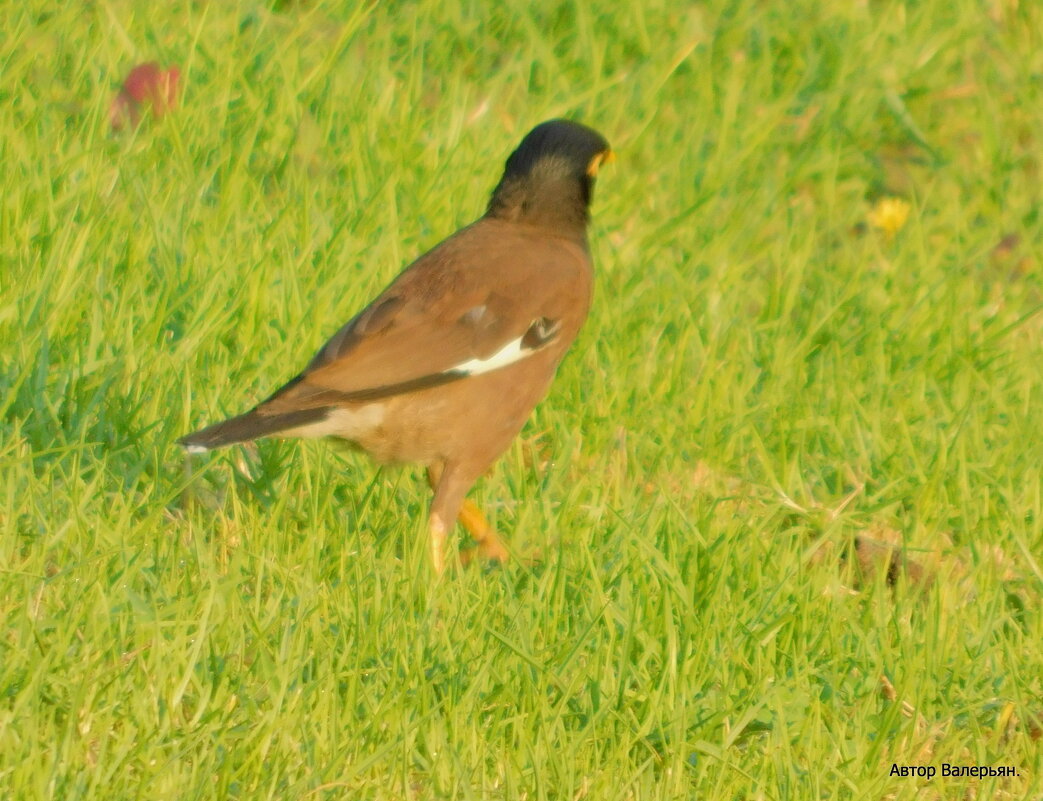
<box><xmin>179</xmin><ymin>119</ymin><xmax>611</xmax><ymax>573</ymax></box>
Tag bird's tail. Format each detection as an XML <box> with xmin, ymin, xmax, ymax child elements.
<box><xmin>177</xmin><ymin>407</ymin><xmax>330</xmax><ymax>452</ymax></box>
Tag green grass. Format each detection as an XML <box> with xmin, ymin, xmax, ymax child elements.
<box><xmin>2</xmin><ymin>0</ymin><xmax>1043</xmax><ymax>798</ymax></box>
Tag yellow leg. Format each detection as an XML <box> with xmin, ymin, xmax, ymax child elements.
<box><xmin>457</xmin><ymin>500</ymin><xmax>509</xmax><ymax>565</ymax></box>
<box><xmin>429</xmin><ymin>513</ymin><xmax>448</xmax><ymax>575</ymax></box>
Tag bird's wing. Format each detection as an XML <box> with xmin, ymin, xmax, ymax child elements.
<box><xmin>258</xmin><ymin>220</ymin><xmax>591</xmax><ymax>413</ymax></box>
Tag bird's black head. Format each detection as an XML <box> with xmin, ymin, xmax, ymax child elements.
<box><xmin>502</xmin><ymin>119</ymin><xmax>612</xmax><ymax>186</ymax></box>
<box><xmin>487</xmin><ymin>119</ymin><xmax>612</xmax><ymax>234</ymax></box>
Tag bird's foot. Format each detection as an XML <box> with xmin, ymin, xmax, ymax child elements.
<box><xmin>457</xmin><ymin>499</ymin><xmax>510</xmax><ymax>567</ymax></box>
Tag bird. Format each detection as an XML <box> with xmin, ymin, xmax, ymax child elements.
<box><xmin>178</xmin><ymin>119</ymin><xmax>612</xmax><ymax>573</ymax></box>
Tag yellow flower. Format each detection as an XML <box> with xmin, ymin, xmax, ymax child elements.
<box><xmin>867</xmin><ymin>197</ymin><xmax>911</xmax><ymax>237</ymax></box>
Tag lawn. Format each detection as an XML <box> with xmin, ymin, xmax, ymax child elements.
<box><xmin>2</xmin><ymin>1</ymin><xmax>1042</xmax><ymax>799</ymax></box>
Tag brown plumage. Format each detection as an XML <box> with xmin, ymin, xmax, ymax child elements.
<box><xmin>179</xmin><ymin>119</ymin><xmax>611</xmax><ymax>572</ymax></box>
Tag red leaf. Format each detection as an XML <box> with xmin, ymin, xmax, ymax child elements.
<box><xmin>110</xmin><ymin>62</ymin><xmax>181</xmax><ymax>132</ymax></box>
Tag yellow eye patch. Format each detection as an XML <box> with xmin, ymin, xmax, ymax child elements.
<box><xmin>586</xmin><ymin>149</ymin><xmax>615</xmax><ymax>177</ymax></box>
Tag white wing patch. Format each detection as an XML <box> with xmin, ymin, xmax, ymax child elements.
<box><xmin>449</xmin><ymin>316</ymin><xmax>561</xmax><ymax>377</ymax></box>
<box><xmin>451</xmin><ymin>336</ymin><xmax>531</xmax><ymax>376</ymax></box>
